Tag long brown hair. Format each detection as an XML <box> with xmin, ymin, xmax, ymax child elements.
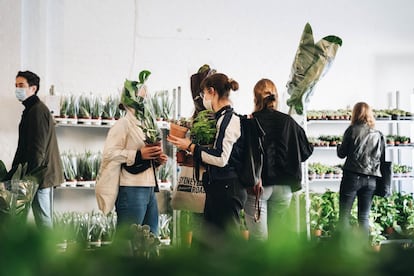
<box><xmin>351</xmin><ymin>102</ymin><xmax>375</xmax><ymax>128</ymax></box>
<box><xmin>253</xmin><ymin>79</ymin><xmax>278</xmax><ymax>112</ymax></box>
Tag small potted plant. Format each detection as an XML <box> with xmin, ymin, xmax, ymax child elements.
<box><xmin>386</xmin><ymin>135</ymin><xmax>395</xmax><ymax>146</ymax></box>
<box><xmin>77</xmin><ymin>93</ymin><xmax>93</xmax><ymax>124</ymax></box>
<box><xmin>157</xmin><ymin>159</ymin><xmax>172</xmax><ymax>190</ymax></box>
<box><xmin>170</xmin><ymin>117</ymin><xmax>191</xmax><ymax>138</ymax></box>
<box><xmin>61</xmin><ymin>152</ymin><xmax>77</xmax><ymax>187</ymax></box>
<box><xmin>67</xmin><ymin>94</ymin><xmax>79</xmax><ymax>124</ymax></box>
<box><xmin>398</xmin><ymin>135</ymin><xmax>410</xmax><ymax>145</ymax></box>
<box><xmin>190</xmin><ymin>110</ymin><xmax>216</xmax><ymax>146</ymax></box>
<box><xmin>91</xmin><ymin>95</ymin><xmax>104</xmax><ymax>125</ymax></box>
<box><xmin>155</xmin><ymin>90</ymin><xmax>173</xmax><ymax>121</ymax></box>
<box><xmin>102</xmin><ymin>94</ymin><xmax>118</xmax><ymax>125</ymax></box>
<box><xmin>56</xmin><ymin>95</ymin><xmax>69</xmax><ymax>124</ymax></box>
<box><xmin>158</xmin><ymin>214</ymin><xmax>172</xmax><ymax>245</ymax></box>
<box><xmin>370</xmin><ymin>221</ymin><xmax>386</xmax><ymax>252</ymax></box>
<box><xmin>308</xmin><ymin>165</ymin><xmax>316</xmax><ymax>180</ymax></box>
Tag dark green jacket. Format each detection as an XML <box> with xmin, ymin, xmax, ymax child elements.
<box><xmin>12</xmin><ymin>95</ymin><xmax>64</xmax><ymax>188</ymax></box>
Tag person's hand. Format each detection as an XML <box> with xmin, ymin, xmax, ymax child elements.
<box><xmin>167</xmin><ymin>134</ymin><xmax>192</xmax><ymax>151</ymax></box>
<box><xmin>157</xmin><ymin>153</ymin><xmax>168</xmax><ymax>165</ymax></box>
<box><xmin>247</xmin><ymin>181</ymin><xmax>263</xmax><ymax>196</ymax></box>
<box><xmin>253</xmin><ymin>181</ymin><xmax>263</xmax><ymax>196</ymax></box>
<box><xmin>140</xmin><ymin>144</ymin><xmax>162</xmax><ymax>160</ymax></box>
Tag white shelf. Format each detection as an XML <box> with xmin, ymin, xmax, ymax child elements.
<box><xmin>55</xmin><ymin>119</ymin><xmax>171</xmax><ymax>129</ymax></box>
<box><xmin>307</xmin><ymin>119</ymin><xmax>414</xmax><ymax>125</ymax></box>
<box><xmin>55</xmin><ymin>121</ymin><xmax>112</xmax><ymax>128</ymax></box>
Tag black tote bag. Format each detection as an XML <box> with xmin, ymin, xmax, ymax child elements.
<box><xmin>375</xmin><ymin>161</ymin><xmax>392</xmax><ymax>197</ymax></box>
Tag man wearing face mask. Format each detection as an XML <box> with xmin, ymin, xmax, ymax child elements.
<box><xmin>11</xmin><ymin>70</ymin><xmax>63</xmax><ymax>229</ymax></box>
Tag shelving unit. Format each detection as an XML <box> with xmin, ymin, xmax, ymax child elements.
<box><xmin>52</xmin><ymin>88</ymin><xmax>180</xmax><ymax>215</ymax></box>
<box><xmin>303</xmin><ymin>115</ymin><xmax>414</xmax><ymax>238</ymax></box>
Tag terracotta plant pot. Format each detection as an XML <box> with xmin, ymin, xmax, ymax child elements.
<box><xmin>184</xmin><ymin>231</ymin><xmax>193</xmax><ymax>247</ymax></box>
<box><xmin>372</xmin><ymin>244</ymin><xmax>381</xmax><ymax>252</ymax></box>
<box><xmin>182</xmin><ymin>154</ymin><xmax>194</xmax><ymax>167</ymax></box>
<box><xmin>313</xmin><ymin>229</ymin><xmax>322</xmax><ymax>237</ymax></box>
<box><xmin>176</xmin><ymin>150</ymin><xmax>186</xmax><ymax>163</ymax></box>
<box><xmin>241</xmin><ymin>229</ymin><xmax>249</xmax><ymax>241</ymax></box>
<box><xmin>385</xmin><ymin>226</ymin><xmax>395</xmax><ymax>235</ymax></box>
<box><xmin>169</xmin><ymin>123</ymin><xmax>189</xmax><ymax>138</ymax></box>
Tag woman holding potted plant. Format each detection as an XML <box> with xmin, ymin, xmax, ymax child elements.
<box><xmin>336</xmin><ymin>102</ymin><xmax>385</xmax><ymax>241</ymax></box>
<box><xmin>96</xmin><ymin>72</ymin><xmax>167</xmax><ymax>236</ymax></box>
<box><xmin>168</xmin><ymin>73</ymin><xmax>247</xmax><ymax>242</ymax></box>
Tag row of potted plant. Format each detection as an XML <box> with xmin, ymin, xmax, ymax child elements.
<box><xmin>148</xmin><ymin>90</ymin><xmax>173</xmax><ymax>121</ymax></box>
<box><xmin>309</xmin><ymin>191</ymin><xmax>414</xmax><ymax>248</ymax></box>
<box><xmin>306</xmin><ymin>108</ymin><xmax>413</xmax><ymax>121</ymax></box>
<box><xmin>60</xmin><ymin>151</ymin><xmax>176</xmax><ymax>188</ymax></box>
<box><xmin>374</xmin><ymin>108</ymin><xmax>413</xmax><ymax>120</ymax></box>
<box><xmin>53</xmin><ymin>211</ymin><xmax>172</xmax><ymax>252</ymax></box>
<box><xmin>393</xmin><ymin>163</ymin><xmax>413</xmax><ymax>177</ymax></box>
<box><xmin>57</xmin><ymin>93</ymin><xmax>124</xmax><ymax>125</ymax></box>
<box><xmin>386</xmin><ymin>134</ymin><xmax>411</xmax><ymax>145</ymax></box>
<box><xmin>307</xmin><ymin>109</ymin><xmax>352</xmax><ymax>120</ymax></box>
<box><xmin>308</xmin><ymin>135</ymin><xmax>342</xmax><ymax>147</ymax></box>
<box><xmin>53</xmin><ymin>210</ymin><xmax>117</xmax><ymax>249</ymax></box>
<box><xmin>308</xmin><ymin>162</ymin><xmax>412</xmax><ymax>180</ymax></box>
<box><xmin>60</xmin><ymin>151</ymin><xmax>102</xmax><ymax>187</ymax></box>
<box><xmin>308</xmin><ymin>163</ymin><xmax>343</xmax><ymax>179</ymax></box>
<box><xmin>309</xmin><ymin>134</ymin><xmax>412</xmax><ymax>147</ymax></box>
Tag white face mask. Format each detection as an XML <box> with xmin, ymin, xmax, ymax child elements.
<box><xmin>15</xmin><ymin>88</ymin><xmax>27</xmax><ymax>102</ymax></box>
<box><xmin>203</xmin><ymin>98</ymin><xmax>213</xmax><ymax>111</ymax></box>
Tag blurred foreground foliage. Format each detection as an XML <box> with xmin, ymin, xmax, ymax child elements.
<box><xmin>1</xmin><ymin>216</ymin><xmax>414</xmax><ymax>276</ymax></box>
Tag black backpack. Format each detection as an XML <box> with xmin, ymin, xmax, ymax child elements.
<box><xmin>236</xmin><ymin>114</ymin><xmax>266</xmax><ymax>187</ymax></box>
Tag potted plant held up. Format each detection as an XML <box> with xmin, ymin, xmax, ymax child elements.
<box><xmin>190</xmin><ymin>110</ymin><xmax>216</xmax><ymax>146</ymax></box>
<box><xmin>170</xmin><ymin>117</ymin><xmax>192</xmax><ymax>164</ymax></box>
<box><xmin>121</xmin><ymin>70</ymin><xmax>161</xmax><ymax>145</ymax></box>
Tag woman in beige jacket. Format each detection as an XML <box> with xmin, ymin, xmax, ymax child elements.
<box><xmin>96</xmin><ymin>103</ymin><xmax>167</xmax><ymax>235</ymax></box>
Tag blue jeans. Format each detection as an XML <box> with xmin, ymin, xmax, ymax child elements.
<box><xmin>32</xmin><ymin>187</ymin><xmax>54</xmax><ymax>229</ymax></box>
<box><xmin>339</xmin><ymin>171</ymin><xmax>376</xmax><ymax>236</ymax></box>
<box><xmin>115</xmin><ymin>186</ymin><xmax>159</xmax><ymax>235</ymax></box>
<box><xmin>244</xmin><ymin>185</ymin><xmax>292</xmax><ymax>240</ymax></box>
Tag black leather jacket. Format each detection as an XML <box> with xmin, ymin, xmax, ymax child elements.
<box><xmin>253</xmin><ymin>109</ymin><xmax>313</xmax><ymax>191</ymax></box>
<box><xmin>337</xmin><ymin>123</ymin><xmax>385</xmax><ymax>177</ymax></box>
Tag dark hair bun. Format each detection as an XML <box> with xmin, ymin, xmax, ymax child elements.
<box><xmin>227</xmin><ymin>79</ymin><xmax>239</xmax><ymax>91</ymax></box>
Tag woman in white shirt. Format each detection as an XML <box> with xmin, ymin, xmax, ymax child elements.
<box><xmin>168</xmin><ymin>73</ymin><xmax>246</xmax><ymax>239</ymax></box>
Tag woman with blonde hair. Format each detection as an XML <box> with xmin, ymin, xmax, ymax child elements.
<box><xmin>244</xmin><ymin>78</ymin><xmax>313</xmax><ymax>240</ymax></box>
<box><xmin>337</xmin><ymin>102</ymin><xmax>385</xmax><ymax>238</ymax></box>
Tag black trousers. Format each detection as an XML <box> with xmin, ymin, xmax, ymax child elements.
<box><xmin>203</xmin><ymin>177</ymin><xmax>247</xmax><ymax>236</ymax></box>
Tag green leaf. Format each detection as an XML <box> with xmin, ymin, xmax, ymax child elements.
<box><xmin>0</xmin><ymin>160</ymin><xmax>7</xmax><ymax>181</ymax></box>
<box><xmin>11</xmin><ymin>164</ymin><xmax>23</xmax><ymax>180</ymax></box>
<box><xmin>138</xmin><ymin>70</ymin><xmax>151</xmax><ymax>84</ymax></box>
<box><xmin>323</xmin><ymin>35</ymin><xmax>343</xmax><ymax>46</ymax></box>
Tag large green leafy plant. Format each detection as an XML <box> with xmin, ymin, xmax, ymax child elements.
<box><xmin>0</xmin><ymin>160</ymin><xmax>45</xmax><ymax>220</ymax></box>
<box><xmin>122</xmin><ymin>70</ymin><xmax>161</xmax><ymax>144</ymax></box>
<box><xmin>286</xmin><ymin>22</ymin><xmax>342</xmax><ymax>115</ymax></box>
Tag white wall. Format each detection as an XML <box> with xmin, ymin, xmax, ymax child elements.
<box><xmin>0</xmin><ymin>0</ymin><xmax>22</xmax><ymax>168</ymax></box>
<box><xmin>1</xmin><ymin>0</ymin><xmax>414</xmax><ymax>166</ymax></box>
